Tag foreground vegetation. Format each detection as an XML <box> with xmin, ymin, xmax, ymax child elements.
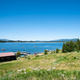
<box><xmin>0</xmin><ymin>50</ymin><xmax>80</xmax><ymax>80</ymax></box>
<box><xmin>62</xmin><ymin>39</ymin><xmax>80</xmax><ymax>53</ymax></box>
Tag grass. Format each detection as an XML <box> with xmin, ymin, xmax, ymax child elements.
<box><xmin>0</xmin><ymin>69</ymin><xmax>80</xmax><ymax>80</ymax></box>
<box><xmin>0</xmin><ymin>51</ymin><xmax>80</xmax><ymax>80</ymax></box>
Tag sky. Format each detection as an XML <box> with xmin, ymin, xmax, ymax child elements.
<box><xmin>0</xmin><ymin>0</ymin><xmax>80</xmax><ymax>41</ymax></box>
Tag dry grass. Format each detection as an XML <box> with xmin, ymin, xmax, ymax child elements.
<box><xmin>0</xmin><ymin>51</ymin><xmax>80</xmax><ymax>73</ymax></box>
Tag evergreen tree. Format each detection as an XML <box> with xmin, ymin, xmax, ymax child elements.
<box><xmin>69</xmin><ymin>40</ymin><xmax>74</xmax><ymax>52</ymax></box>
<box><xmin>65</xmin><ymin>42</ymin><xmax>70</xmax><ymax>52</ymax></box>
<box><xmin>44</xmin><ymin>50</ymin><xmax>47</xmax><ymax>55</ymax></box>
<box><xmin>62</xmin><ymin>39</ymin><xmax>80</xmax><ymax>53</ymax></box>
<box><xmin>77</xmin><ymin>39</ymin><xmax>80</xmax><ymax>50</ymax></box>
<box><xmin>16</xmin><ymin>51</ymin><xmax>21</xmax><ymax>57</ymax></box>
<box><xmin>73</xmin><ymin>42</ymin><xmax>77</xmax><ymax>51</ymax></box>
<box><xmin>62</xmin><ymin>44</ymin><xmax>66</xmax><ymax>53</ymax></box>
<box><xmin>76</xmin><ymin>45</ymin><xmax>79</xmax><ymax>52</ymax></box>
<box><xmin>56</xmin><ymin>48</ymin><xmax>59</xmax><ymax>53</ymax></box>
<box><xmin>77</xmin><ymin>38</ymin><xmax>79</xmax><ymax>44</ymax></box>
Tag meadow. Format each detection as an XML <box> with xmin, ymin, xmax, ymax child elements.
<box><xmin>0</xmin><ymin>50</ymin><xmax>80</xmax><ymax>80</ymax></box>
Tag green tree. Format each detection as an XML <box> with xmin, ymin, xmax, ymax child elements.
<box><xmin>16</xmin><ymin>51</ymin><xmax>21</xmax><ymax>57</ymax></box>
<box><xmin>44</xmin><ymin>50</ymin><xmax>47</xmax><ymax>55</ymax></box>
<box><xmin>76</xmin><ymin>45</ymin><xmax>79</xmax><ymax>52</ymax></box>
<box><xmin>56</xmin><ymin>48</ymin><xmax>59</xmax><ymax>53</ymax></box>
<box><xmin>62</xmin><ymin>44</ymin><xmax>66</xmax><ymax>53</ymax></box>
<box><xmin>76</xmin><ymin>38</ymin><xmax>80</xmax><ymax>50</ymax></box>
<box><xmin>69</xmin><ymin>40</ymin><xmax>74</xmax><ymax>52</ymax></box>
<box><xmin>65</xmin><ymin>42</ymin><xmax>70</xmax><ymax>52</ymax></box>
<box><xmin>77</xmin><ymin>38</ymin><xmax>79</xmax><ymax>44</ymax></box>
<box><xmin>73</xmin><ymin>42</ymin><xmax>77</xmax><ymax>51</ymax></box>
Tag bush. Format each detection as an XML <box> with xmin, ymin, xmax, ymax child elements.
<box><xmin>44</xmin><ymin>50</ymin><xmax>47</xmax><ymax>55</ymax></box>
<box><xmin>27</xmin><ymin>56</ymin><xmax>30</xmax><ymax>59</ymax></box>
<box><xmin>54</xmin><ymin>50</ymin><xmax>55</xmax><ymax>53</ymax></box>
<box><xmin>50</xmin><ymin>51</ymin><xmax>54</xmax><ymax>54</ymax></box>
<box><xmin>35</xmin><ymin>55</ymin><xmax>39</xmax><ymax>57</ymax></box>
<box><xmin>16</xmin><ymin>51</ymin><xmax>21</xmax><ymax>57</ymax></box>
<box><xmin>74</xmin><ymin>57</ymin><xmax>76</xmax><ymax>59</ymax></box>
<box><xmin>56</xmin><ymin>48</ymin><xmax>59</xmax><ymax>53</ymax></box>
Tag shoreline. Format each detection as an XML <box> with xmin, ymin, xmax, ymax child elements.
<box><xmin>0</xmin><ymin>42</ymin><xmax>63</xmax><ymax>43</ymax></box>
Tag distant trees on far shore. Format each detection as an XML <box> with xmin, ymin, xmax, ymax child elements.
<box><xmin>0</xmin><ymin>40</ymin><xmax>6</xmax><ymax>43</ymax></box>
<box><xmin>62</xmin><ymin>39</ymin><xmax>80</xmax><ymax>53</ymax></box>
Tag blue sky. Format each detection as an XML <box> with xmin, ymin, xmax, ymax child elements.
<box><xmin>0</xmin><ymin>0</ymin><xmax>80</xmax><ymax>41</ymax></box>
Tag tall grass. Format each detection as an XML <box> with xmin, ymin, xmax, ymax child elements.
<box><xmin>0</xmin><ymin>52</ymin><xmax>80</xmax><ymax>80</ymax></box>
<box><xmin>0</xmin><ymin>69</ymin><xmax>80</xmax><ymax>80</ymax></box>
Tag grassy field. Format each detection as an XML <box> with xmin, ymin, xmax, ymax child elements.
<box><xmin>0</xmin><ymin>51</ymin><xmax>80</xmax><ymax>80</ymax></box>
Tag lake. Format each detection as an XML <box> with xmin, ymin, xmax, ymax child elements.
<box><xmin>0</xmin><ymin>42</ymin><xmax>63</xmax><ymax>54</ymax></box>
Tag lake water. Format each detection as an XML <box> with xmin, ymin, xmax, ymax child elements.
<box><xmin>0</xmin><ymin>42</ymin><xmax>63</xmax><ymax>54</ymax></box>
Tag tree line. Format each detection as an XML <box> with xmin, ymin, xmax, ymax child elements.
<box><xmin>62</xmin><ymin>39</ymin><xmax>80</xmax><ymax>53</ymax></box>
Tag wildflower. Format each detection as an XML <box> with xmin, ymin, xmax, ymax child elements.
<box><xmin>47</xmin><ymin>69</ymin><xmax>51</xmax><ymax>71</ymax></box>
<box><xmin>38</xmin><ymin>66</ymin><xmax>41</xmax><ymax>69</ymax></box>
<box><xmin>61</xmin><ymin>74</ymin><xmax>64</xmax><ymax>77</ymax></box>
<box><xmin>52</xmin><ymin>67</ymin><xmax>55</xmax><ymax>69</ymax></box>
<box><xmin>33</xmin><ymin>68</ymin><xmax>37</xmax><ymax>70</ymax></box>
<box><xmin>22</xmin><ymin>68</ymin><xmax>26</xmax><ymax>71</ymax></box>
<box><xmin>58</xmin><ymin>73</ymin><xmax>60</xmax><ymax>75</ymax></box>
<box><xmin>18</xmin><ymin>68</ymin><xmax>26</xmax><ymax>73</ymax></box>
<box><xmin>74</xmin><ymin>77</ymin><xmax>76</xmax><ymax>79</ymax></box>
<box><xmin>24</xmin><ymin>72</ymin><xmax>27</xmax><ymax>74</ymax></box>
<box><xmin>64</xmin><ymin>71</ymin><xmax>66</xmax><ymax>73</ymax></box>
<box><xmin>18</xmin><ymin>70</ymin><xmax>22</xmax><ymax>72</ymax></box>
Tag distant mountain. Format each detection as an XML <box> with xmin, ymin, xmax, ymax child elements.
<box><xmin>0</xmin><ymin>38</ymin><xmax>78</xmax><ymax>42</ymax></box>
<box><xmin>0</xmin><ymin>39</ymin><xmax>10</xmax><ymax>41</ymax></box>
<box><xmin>0</xmin><ymin>39</ymin><xmax>15</xmax><ymax>42</ymax></box>
<box><xmin>35</xmin><ymin>38</ymin><xmax>78</xmax><ymax>42</ymax></box>
<box><xmin>50</xmin><ymin>38</ymin><xmax>78</xmax><ymax>42</ymax></box>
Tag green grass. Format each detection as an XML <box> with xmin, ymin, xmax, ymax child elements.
<box><xmin>0</xmin><ymin>51</ymin><xmax>80</xmax><ymax>79</ymax></box>
<box><xmin>0</xmin><ymin>69</ymin><xmax>80</xmax><ymax>80</ymax></box>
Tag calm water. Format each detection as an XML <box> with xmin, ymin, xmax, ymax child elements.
<box><xmin>0</xmin><ymin>42</ymin><xmax>63</xmax><ymax>54</ymax></box>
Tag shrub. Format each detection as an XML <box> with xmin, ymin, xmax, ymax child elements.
<box><xmin>44</xmin><ymin>50</ymin><xmax>47</xmax><ymax>55</ymax></box>
<box><xmin>50</xmin><ymin>51</ymin><xmax>54</xmax><ymax>54</ymax></box>
<box><xmin>27</xmin><ymin>56</ymin><xmax>30</xmax><ymax>59</ymax></box>
<box><xmin>16</xmin><ymin>51</ymin><xmax>21</xmax><ymax>58</ymax></box>
<box><xmin>56</xmin><ymin>48</ymin><xmax>59</xmax><ymax>53</ymax></box>
<box><xmin>35</xmin><ymin>55</ymin><xmax>39</xmax><ymax>57</ymax></box>
<box><xmin>74</xmin><ymin>57</ymin><xmax>76</xmax><ymax>59</ymax></box>
<box><xmin>54</xmin><ymin>50</ymin><xmax>55</xmax><ymax>53</ymax></box>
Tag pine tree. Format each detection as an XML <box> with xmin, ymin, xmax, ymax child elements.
<box><xmin>69</xmin><ymin>40</ymin><xmax>74</xmax><ymax>52</ymax></box>
<box><xmin>62</xmin><ymin>44</ymin><xmax>66</xmax><ymax>53</ymax></box>
<box><xmin>56</xmin><ymin>48</ymin><xmax>59</xmax><ymax>53</ymax></box>
<box><xmin>65</xmin><ymin>42</ymin><xmax>70</xmax><ymax>52</ymax></box>
<box><xmin>77</xmin><ymin>39</ymin><xmax>80</xmax><ymax>50</ymax></box>
<box><xmin>44</xmin><ymin>50</ymin><xmax>47</xmax><ymax>55</ymax></box>
<box><xmin>76</xmin><ymin>45</ymin><xmax>79</xmax><ymax>52</ymax></box>
<box><xmin>77</xmin><ymin>38</ymin><xmax>79</xmax><ymax>44</ymax></box>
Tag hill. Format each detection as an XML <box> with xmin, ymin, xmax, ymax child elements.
<box><xmin>0</xmin><ymin>38</ymin><xmax>78</xmax><ymax>43</ymax></box>
<box><xmin>50</xmin><ymin>38</ymin><xmax>77</xmax><ymax>42</ymax></box>
<box><xmin>0</xmin><ymin>39</ymin><xmax>11</xmax><ymax>41</ymax></box>
<box><xmin>0</xmin><ymin>51</ymin><xmax>80</xmax><ymax>80</ymax></box>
